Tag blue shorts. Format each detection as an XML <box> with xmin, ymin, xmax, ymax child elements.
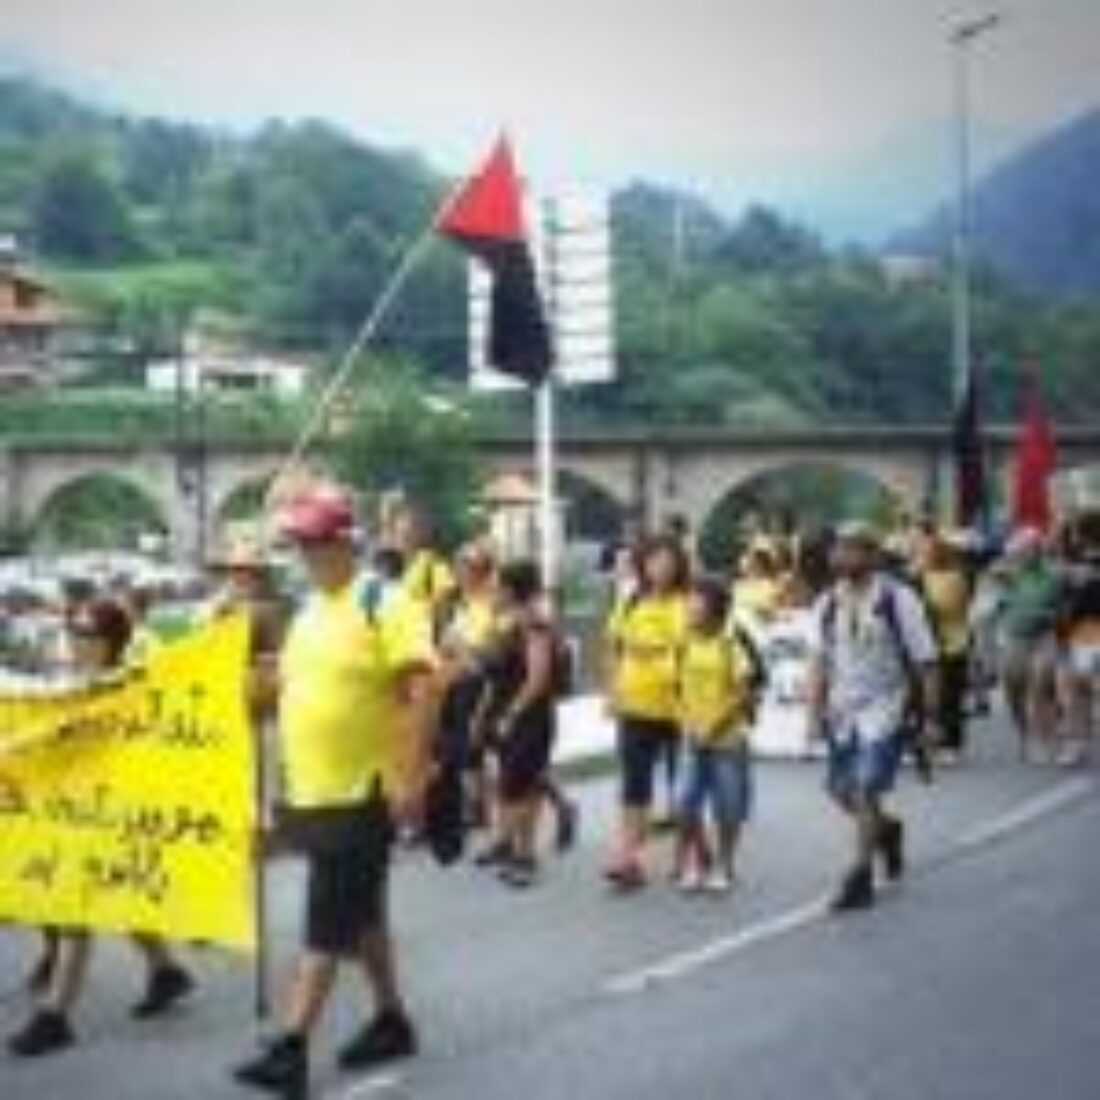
<box><xmin>827</xmin><ymin>734</ymin><xmax>902</xmax><ymax>803</ymax></box>
<box><xmin>677</xmin><ymin>742</ymin><xmax>753</xmax><ymax>827</ymax></box>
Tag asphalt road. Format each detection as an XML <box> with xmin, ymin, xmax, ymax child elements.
<box><xmin>2</xmin><ymin>708</ymin><xmax>1098</xmax><ymax>1100</ymax></box>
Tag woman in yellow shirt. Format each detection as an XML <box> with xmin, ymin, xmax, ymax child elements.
<box><xmin>603</xmin><ymin>534</ymin><xmax>690</xmax><ymax>889</ymax></box>
<box><xmin>674</xmin><ymin>577</ymin><xmax>756</xmax><ymax>894</ymax></box>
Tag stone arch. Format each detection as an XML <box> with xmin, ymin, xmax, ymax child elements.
<box><xmin>696</xmin><ymin>459</ymin><xmax>912</xmax><ymax>569</ymax></box>
<box><xmin>556</xmin><ymin>468</ymin><xmax>629</xmax><ymax>543</ymax></box>
<box><xmin>212</xmin><ymin>473</ymin><xmax>275</xmax><ymax>530</ymax></box>
<box><xmin>31</xmin><ymin>471</ymin><xmax>170</xmax><ymax>551</ymax></box>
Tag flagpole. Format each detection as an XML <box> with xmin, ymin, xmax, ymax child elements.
<box><xmin>535</xmin><ymin>377</ymin><xmax>558</xmax><ymax>603</ymax></box>
<box><xmin>268</xmin><ymin>180</ymin><xmax>467</xmax><ymax>499</ymax></box>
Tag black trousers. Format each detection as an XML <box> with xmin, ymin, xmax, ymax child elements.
<box><xmin>939</xmin><ymin>652</ymin><xmax>971</xmax><ymax>751</ymax></box>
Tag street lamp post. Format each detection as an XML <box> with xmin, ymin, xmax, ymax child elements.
<box><xmin>949</xmin><ymin>11</ymin><xmax>1002</xmax><ymax>523</ymax></box>
<box><xmin>950</xmin><ymin>12</ymin><xmax>1001</xmax><ymax>398</ymax></box>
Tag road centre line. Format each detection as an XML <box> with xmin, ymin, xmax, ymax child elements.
<box><xmin>603</xmin><ymin>775</ymin><xmax>1096</xmax><ymax>998</ymax></box>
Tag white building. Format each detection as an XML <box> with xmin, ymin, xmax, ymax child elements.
<box><xmin>145</xmin><ymin>330</ymin><xmax>311</xmax><ymax>398</ymax></box>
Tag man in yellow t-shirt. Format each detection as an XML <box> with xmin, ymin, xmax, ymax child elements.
<box><xmin>673</xmin><ymin>577</ymin><xmax>756</xmax><ymax>895</ymax></box>
<box><xmin>235</xmin><ymin>484</ymin><xmax>435</xmax><ymax>1098</ymax></box>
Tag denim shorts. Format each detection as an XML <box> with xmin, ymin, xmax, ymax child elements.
<box><xmin>827</xmin><ymin>734</ymin><xmax>903</xmax><ymax>803</ymax></box>
<box><xmin>677</xmin><ymin>741</ymin><xmax>753</xmax><ymax>827</ymax></box>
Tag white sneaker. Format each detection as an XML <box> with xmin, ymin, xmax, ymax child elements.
<box><xmin>676</xmin><ymin>867</ymin><xmax>704</xmax><ymax>894</ymax></box>
<box><xmin>703</xmin><ymin>869</ymin><xmax>734</xmax><ymax>895</ymax></box>
<box><xmin>1056</xmin><ymin>743</ymin><xmax>1087</xmax><ymax>769</ymax></box>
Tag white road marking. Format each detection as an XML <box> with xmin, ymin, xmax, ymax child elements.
<box><xmin>603</xmin><ymin>775</ymin><xmax>1096</xmax><ymax>998</ymax></box>
<box><xmin>952</xmin><ymin>774</ymin><xmax>1094</xmax><ymax>853</ymax></box>
<box><xmin>325</xmin><ymin>1071</ymin><xmax>406</xmax><ymax>1099</ymax></box>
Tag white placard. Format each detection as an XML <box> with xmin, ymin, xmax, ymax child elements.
<box><xmin>469</xmin><ymin>193</ymin><xmax>615</xmax><ymax>391</ymax></box>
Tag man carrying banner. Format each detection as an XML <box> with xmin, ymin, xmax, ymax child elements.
<box><xmin>235</xmin><ymin>483</ymin><xmax>436</xmax><ymax>1097</ymax></box>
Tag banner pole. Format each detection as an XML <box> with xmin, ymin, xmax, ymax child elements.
<box><xmin>268</xmin><ymin>179</ymin><xmax>467</xmax><ymax>499</ymax></box>
<box><xmin>253</xmin><ymin>720</ymin><xmax>271</xmax><ymax>1021</ymax></box>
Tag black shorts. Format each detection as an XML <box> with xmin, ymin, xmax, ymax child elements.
<box><xmin>618</xmin><ymin>716</ymin><xmax>680</xmax><ymax>807</ymax></box>
<box><xmin>303</xmin><ymin>801</ymin><xmax>393</xmax><ymax>956</ymax></box>
<box><xmin>498</xmin><ymin>713</ymin><xmax>556</xmax><ymax>802</ymax></box>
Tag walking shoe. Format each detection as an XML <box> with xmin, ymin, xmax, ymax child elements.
<box><xmin>234</xmin><ymin>1033</ymin><xmax>308</xmax><ymax>1097</ymax></box>
<box><xmin>675</xmin><ymin>866</ymin><xmax>704</xmax><ymax>894</ymax></box>
<box><xmin>499</xmin><ymin>856</ymin><xmax>539</xmax><ymax>889</ymax></box>
<box><xmin>830</xmin><ymin>866</ymin><xmax>875</xmax><ymax>913</ymax></box>
<box><xmin>604</xmin><ymin>857</ymin><xmax>647</xmax><ymax>892</ymax></box>
<box><xmin>132</xmin><ymin>963</ymin><xmax>195</xmax><ymax>1018</ymax></box>
<box><xmin>473</xmin><ymin>840</ymin><xmax>512</xmax><ymax>867</ymax></box>
<box><xmin>702</xmin><ymin>868</ymin><xmax>735</xmax><ymax>895</ymax></box>
<box><xmin>8</xmin><ymin>1010</ymin><xmax>75</xmax><ymax>1058</ymax></box>
<box><xmin>1056</xmin><ymin>742</ymin><xmax>1087</xmax><ymax>769</ymax></box>
<box><xmin>337</xmin><ymin>1010</ymin><xmax>418</xmax><ymax>1071</ymax></box>
<box><xmin>878</xmin><ymin>817</ymin><xmax>906</xmax><ymax>882</ymax></box>
<box><xmin>555</xmin><ymin>798</ymin><xmax>580</xmax><ymax>853</ymax></box>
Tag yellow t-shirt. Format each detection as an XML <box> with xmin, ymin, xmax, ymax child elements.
<box><xmin>401</xmin><ymin>550</ymin><xmax>456</xmax><ymax>612</ymax></box>
<box><xmin>279</xmin><ymin>578</ymin><xmax>433</xmax><ymax>809</ymax></box>
<box><xmin>921</xmin><ymin>568</ymin><xmax>971</xmax><ymax>657</ymax></box>
<box><xmin>679</xmin><ymin>632</ymin><xmax>754</xmax><ymax>747</ymax></box>
<box><xmin>448</xmin><ymin>592</ymin><xmax>497</xmax><ymax>653</ymax></box>
<box><xmin>607</xmin><ymin>592</ymin><xmax>688</xmax><ymax>723</ymax></box>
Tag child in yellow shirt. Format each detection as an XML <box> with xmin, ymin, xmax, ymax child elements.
<box><xmin>674</xmin><ymin>577</ymin><xmax>757</xmax><ymax>894</ymax></box>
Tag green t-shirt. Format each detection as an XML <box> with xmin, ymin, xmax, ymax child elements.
<box><xmin>1000</xmin><ymin>564</ymin><xmax>1063</xmax><ymax>640</ymax></box>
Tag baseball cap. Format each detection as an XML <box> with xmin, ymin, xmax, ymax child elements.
<box><xmin>276</xmin><ymin>483</ymin><xmax>355</xmax><ymax>543</ymax></box>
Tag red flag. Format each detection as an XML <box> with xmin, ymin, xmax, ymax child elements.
<box><xmin>1011</xmin><ymin>373</ymin><xmax>1057</xmax><ymax>532</ymax></box>
<box><xmin>440</xmin><ymin>138</ymin><xmax>526</xmax><ymax>241</ymax></box>
<box><xmin>439</xmin><ymin>137</ymin><xmax>552</xmax><ymax>384</ymax></box>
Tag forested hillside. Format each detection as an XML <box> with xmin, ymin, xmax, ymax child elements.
<box><xmin>2</xmin><ymin>76</ymin><xmax>1098</xmax><ymax>426</ymax></box>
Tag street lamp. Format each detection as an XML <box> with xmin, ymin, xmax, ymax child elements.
<box><xmin>948</xmin><ymin>10</ymin><xmax>1002</xmax><ymax>524</ymax></box>
<box><xmin>950</xmin><ymin>12</ymin><xmax>1002</xmax><ymax>396</ymax></box>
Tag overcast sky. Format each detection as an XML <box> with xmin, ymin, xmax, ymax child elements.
<box><xmin>2</xmin><ymin>0</ymin><xmax>1098</xmax><ymax>239</ymax></box>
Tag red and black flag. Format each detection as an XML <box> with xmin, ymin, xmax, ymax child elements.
<box><xmin>951</xmin><ymin>366</ymin><xmax>987</xmax><ymax>527</ymax></box>
<box><xmin>439</xmin><ymin>138</ymin><xmax>552</xmax><ymax>384</ymax></box>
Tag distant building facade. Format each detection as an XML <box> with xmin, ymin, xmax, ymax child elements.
<box><xmin>0</xmin><ymin>238</ymin><xmax>65</xmax><ymax>389</ymax></box>
<box><xmin>145</xmin><ymin>328</ymin><xmax>311</xmax><ymax>398</ymax></box>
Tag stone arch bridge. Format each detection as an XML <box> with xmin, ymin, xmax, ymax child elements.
<box><xmin>2</xmin><ymin>425</ymin><xmax>1098</xmax><ymax>557</ymax></box>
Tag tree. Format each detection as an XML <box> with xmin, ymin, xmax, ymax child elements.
<box><xmin>328</xmin><ymin>359</ymin><xmax>484</xmax><ymax>548</ymax></box>
<box><xmin>31</xmin><ymin>152</ymin><xmax>143</xmax><ymax>261</ymax></box>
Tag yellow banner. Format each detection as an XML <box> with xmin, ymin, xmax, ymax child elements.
<box><xmin>0</xmin><ymin>614</ymin><xmax>257</xmax><ymax>950</ymax></box>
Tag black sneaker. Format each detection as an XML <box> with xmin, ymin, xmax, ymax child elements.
<box><xmin>132</xmin><ymin>963</ymin><xmax>195</xmax><ymax>1019</ymax></box>
<box><xmin>830</xmin><ymin>866</ymin><xmax>875</xmax><ymax>913</ymax></box>
<box><xmin>233</xmin><ymin>1034</ymin><xmax>308</xmax><ymax>1098</ymax></box>
<box><xmin>337</xmin><ymin>1010</ymin><xmax>418</xmax><ymax>1071</ymax></box>
<box><xmin>555</xmin><ymin>799</ymin><xmax>579</xmax><ymax>854</ymax></box>
<box><xmin>878</xmin><ymin>817</ymin><xmax>906</xmax><ymax>882</ymax></box>
<box><xmin>8</xmin><ymin>1010</ymin><xmax>75</xmax><ymax>1058</ymax></box>
<box><xmin>499</xmin><ymin>856</ymin><xmax>539</xmax><ymax>889</ymax></box>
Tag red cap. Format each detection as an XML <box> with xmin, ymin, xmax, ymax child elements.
<box><xmin>277</xmin><ymin>484</ymin><xmax>355</xmax><ymax>543</ymax></box>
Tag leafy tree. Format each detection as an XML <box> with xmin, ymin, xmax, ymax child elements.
<box><xmin>31</xmin><ymin>152</ymin><xmax>143</xmax><ymax>261</ymax></box>
<box><xmin>328</xmin><ymin>359</ymin><xmax>484</xmax><ymax>548</ymax></box>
